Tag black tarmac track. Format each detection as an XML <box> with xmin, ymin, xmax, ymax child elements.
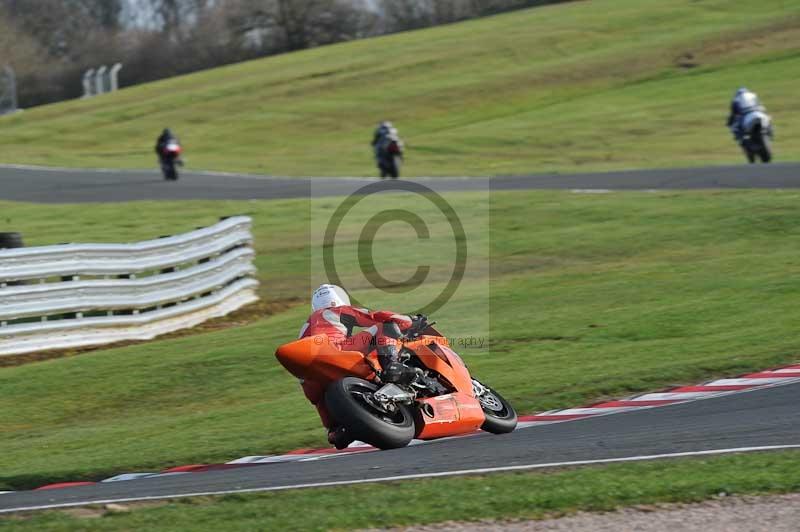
<box><xmin>1</xmin><ymin>381</ymin><xmax>798</xmax><ymax>512</ymax></box>
<box><xmin>0</xmin><ymin>162</ymin><xmax>799</xmax><ymax>203</ymax></box>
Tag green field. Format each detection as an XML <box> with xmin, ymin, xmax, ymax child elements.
<box><xmin>1</xmin><ymin>0</ymin><xmax>799</xmax><ymax>175</ymax></box>
<box><xmin>3</xmin><ymin>189</ymin><xmax>800</xmax><ymax>491</ymax></box>
<box><xmin>4</xmin><ymin>451</ymin><xmax>800</xmax><ymax>531</ymax></box>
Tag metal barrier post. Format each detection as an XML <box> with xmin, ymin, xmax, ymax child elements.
<box><xmin>95</xmin><ymin>65</ymin><xmax>108</xmax><ymax>95</ymax></box>
<box><xmin>0</xmin><ymin>65</ymin><xmax>18</xmax><ymax>114</ymax></box>
<box><xmin>82</xmin><ymin>68</ymin><xmax>96</xmax><ymax>98</ymax></box>
<box><xmin>110</xmin><ymin>63</ymin><xmax>123</xmax><ymax>92</ymax></box>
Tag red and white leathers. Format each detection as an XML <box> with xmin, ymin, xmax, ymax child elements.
<box><xmin>298</xmin><ymin>306</ymin><xmax>412</xmax><ymax>429</ymax></box>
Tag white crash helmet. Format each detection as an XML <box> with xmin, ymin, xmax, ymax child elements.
<box><xmin>311</xmin><ymin>284</ymin><xmax>351</xmax><ymax>311</ymax></box>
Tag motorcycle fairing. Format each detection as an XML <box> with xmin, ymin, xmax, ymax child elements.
<box><xmin>742</xmin><ymin>110</ymin><xmax>770</xmax><ymax>135</ymax></box>
<box><xmin>414</xmin><ymin>392</ymin><xmax>485</xmax><ymax>439</ymax></box>
<box><xmin>403</xmin><ymin>336</ymin><xmax>473</xmax><ymax>394</ymax></box>
<box><xmin>276</xmin><ymin>334</ymin><xmax>474</xmax><ymax>395</ymax></box>
<box><xmin>275</xmin><ymin>335</ymin><xmax>375</xmax><ymax>386</ymax></box>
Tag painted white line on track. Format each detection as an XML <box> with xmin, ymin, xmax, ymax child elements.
<box><xmin>550</xmin><ymin>406</ymin><xmax>641</xmax><ymax>416</ymax></box>
<box><xmin>629</xmin><ymin>391</ymin><xmax>734</xmax><ymax>401</ymax></box>
<box><xmin>227</xmin><ymin>455</ymin><xmax>309</xmax><ymax>465</ymax></box>
<box><xmin>101</xmin><ymin>473</ymin><xmax>160</xmax><ymax>483</ymax></box>
<box><xmin>709</xmin><ymin>378</ymin><xmax>794</xmax><ymax>386</ymax></box>
<box><xmin>2</xmin><ymin>445</ymin><xmax>799</xmax><ymax>514</ymax></box>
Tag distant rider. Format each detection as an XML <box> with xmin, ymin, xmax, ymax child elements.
<box><xmin>155</xmin><ymin>128</ymin><xmax>180</xmax><ymax>163</ymax></box>
<box><xmin>156</xmin><ymin>128</ymin><xmax>175</xmax><ymax>154</ymax></box>
<box><xmin>727</xmin><ymin>88</ymin><xmax>764</xmax><ymax>142</ymax></box>
<box><xmin>297</xmin><ymin>284</ymin><xmax>420</xmax><ymax>448</ymax></box>
<box><xmin>371</xmin><ymin>121</ymin><xmax>403</xmax><ymax>159</ymax></box>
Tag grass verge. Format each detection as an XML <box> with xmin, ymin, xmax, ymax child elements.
<box><xmin>0</xmin><ymin>0</ymin><xmax>798</xmax><ymax>175</ymax></box>
<box><xmin>3</xmin><ymin>450</ymin><xmax>800</xmax><ymax>530</ymax></box>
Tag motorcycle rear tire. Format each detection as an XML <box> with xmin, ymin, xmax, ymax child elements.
<box><xmin>389</xmin><ymin>156</ymin><xmax>401</xmax><ymax>179</ymax></box>
<box><xmin>325</xmin><ymin>377</ymin><xmax>415</xmax><ymax>450</ymax></box>
<box><xmin>162</xmin><ymin>162</ymin><xmax>179</xmax><ymax>180</ymax></box>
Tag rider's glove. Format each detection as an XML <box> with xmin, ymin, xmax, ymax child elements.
<box><xmin>409</xmin><ymin>314</ymin><xmax>428</xmax><ymax>335</ymax></box>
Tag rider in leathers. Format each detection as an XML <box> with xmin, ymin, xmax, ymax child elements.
<box><xmin>371</xmin><ymin>121</ymin><xmax>403</xmax><ymax>159</ymax></box>
<box><xmin>298</xmin><ymin>284</ymin><xmax>421</xmax><ymax>448</ymax></box>
<box><xmin>371</xmin><ymin>121</ymin><xmax>392</xmax><ymax>158</ymax></box>
<box><xmin>727</xmin><ymin>88</ymin><xmax>763</xmax><ymax>142</ymax></box>
<box><xmin>155</xmin><ymin>128</ymin><xmax>177</xmax><ymax>159</ymax></box>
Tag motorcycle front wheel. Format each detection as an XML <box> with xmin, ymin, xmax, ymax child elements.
<box><xmin>325</xmin><ymin>377</ymin><xmax>415</xmax><ymax>450</ymax></box>
<box><xmin>759</xmin><ymin>136</ymin><xmax>772</xmax><ymax>163</ymax></box>
<box><xmin>473</xmin><ymin>379</ymin><xmax>518</xmax><ymax>434</ymax></box>
<box><xmin>740</xmin><ymin>143</ymin><xmax>756</xmax><ymax>164</ymax></box>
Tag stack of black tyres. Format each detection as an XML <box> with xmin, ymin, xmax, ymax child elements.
<box><xmin>0</xmin><ymin>232</ymin><xmax>25</xmax><ymax>286</ymax></box>
<box><xmin>0</xmin><ymin>232</ymin><xmax>24</xmax><ymax>250</ymax></box>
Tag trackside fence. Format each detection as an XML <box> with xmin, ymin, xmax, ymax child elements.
<box><xmin>0</xmin><ymin>216</ymin><xmax>259</xmax><ymax>356</ymax></box>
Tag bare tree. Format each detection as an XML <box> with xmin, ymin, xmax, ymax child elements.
<box><xmin>219</xmin><ymin>0</ymin><xmax>373</xmax><ymax>55</ymax></box>
<box><xmin>272</xmin><ymin>0</ymin><xmax>309</xmax><ymax>50</ymax></box>
<box><xmin>381</xmin><ymin>0</ymin><xmax>431</xmax><ymax>32</ymax></box>
<box><xmin>381</xmin><ymin>0</ymin><xmax>564</xmax><ymax>31</ymax></box>
<box><xmin>76</xmin><ymin>0</ymin><xmax>124</xmax><ymax>30</ymax></box>
<box><xmin>0</xmin><ymin>11</ymin><xmax>42</xmax><ymax>65</ymax></box>
<box><xmin>1</xmin><ymin>0</ymin><xmax>123</xmax><ymax>57</ymax></box>
<box><xmin>144</xmin><ymin>0</ymin><xmax>217</xmax><ymax>39</ymax></box>
<box><xmin>1</xmin><ymin>0</ymin><xmax>570</xmax><ymax>107</ymax></box>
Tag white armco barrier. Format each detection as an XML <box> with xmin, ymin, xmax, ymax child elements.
<box><xmin>0</xmin><ymin>216</ymin><xmax>259</xmax><ymax>356</ymax></box>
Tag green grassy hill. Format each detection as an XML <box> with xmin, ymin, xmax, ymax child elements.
<box><xmin>0</xmin><ymin>0</ymin><xmax>798</xmax><ymax>175</ymax></box>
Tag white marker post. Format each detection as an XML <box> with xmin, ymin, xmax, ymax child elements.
<box><xmin>82</xmin><ymin>68</ymin><xmax>95</xmax><ymax>98</ymax></box>
<box><xmin>95</xmin><ymin>65</ymin><xmax>108</xmax><ymax>95</ymax></box>
<box><xmin>4</xmin><ymin>66</ymin><xmax>17</xmax><ymax>111</ymax></box>
<box><xmin>110</xmin><ymin>63</ymin><xmax>123</xmax><ymax>92</ymax></box>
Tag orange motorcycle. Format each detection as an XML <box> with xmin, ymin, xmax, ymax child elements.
<box><xmin>275</xmin><ymin>320</ymin><xmax>517</xmax><ymax>449</ymax></box>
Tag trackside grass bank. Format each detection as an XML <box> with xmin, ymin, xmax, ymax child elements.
<box><xmin>2</xmin><ymin>189</ymin><xmax>800</xmax><ymax>490</ymax></box>
<box><xmin>3</xmin><ymin>451</ymin><xmax>800</xmax><ymax>531</ymax></box>
<box><xmin>0</xmin><ymin>0</ymin><xmax>799</xmax><ymax>175</ymax></box>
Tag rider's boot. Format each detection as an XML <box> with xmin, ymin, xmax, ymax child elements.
<box><xmin>327</xmin><ymin>426</ymin><xmax>354</xmax><ymax>450</ymax></box>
